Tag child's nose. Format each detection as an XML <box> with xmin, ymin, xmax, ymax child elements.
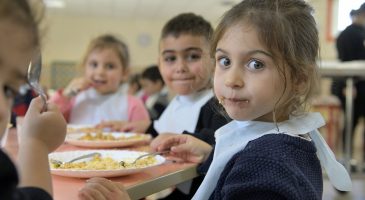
<box><xmin>95</xmin><ymin>66</ymin><xmax>106</xmax><ymax>74</ymax></box>
<box><xmin>175</xmin><ymin>59</ymin><xmax>188</xmax><ymax>73</ymax></box>
<box><xmin>224</xmin><ymin>68</ymin><xmax>244</xmax><ymax>88</ymax></box>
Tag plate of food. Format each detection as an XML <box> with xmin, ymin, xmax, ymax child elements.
<box><xmin>49</xmin><ymin>150</ymin><xmax>165</xmax><ymax>178</ymax></box>
<box><xmin>65</xmin><ymin>131</ymin><xmax>152</xmax><ymax>148</ymax></box>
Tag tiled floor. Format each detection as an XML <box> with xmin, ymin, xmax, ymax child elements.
<box><xmin>323</xmin><ymin>174</ymin><xmax>365</xmax><ymax>200</ymax></box>
<box><xmin>322</xmin><ymin>117</ymin><xmax>365</xmax><ymax>200</ymax></box>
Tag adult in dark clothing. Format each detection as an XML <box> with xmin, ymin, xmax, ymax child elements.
<box><xmin>332</xmin><ymin>5</ymin><xmax>365</xmax><ymax>163</ymax></box>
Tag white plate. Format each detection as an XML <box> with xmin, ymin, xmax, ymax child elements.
<box><xmin>65</xmin><ymin>132</ymin><xmax>151</xmax><ymax>148</ymax></box>
<box><xmin>49</xmin><ymin>150</ymin><xmax>165</xmax><ymax>178</ymax></box>
<box><xmin>67</xmin><ymin>124</ymin><xmax>96</xmax><ymax>133</ymax></box>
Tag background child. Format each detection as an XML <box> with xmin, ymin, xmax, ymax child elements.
<box><xmin>0</xmin><ymin>0</ymin><xmax>67</xmax><ymax>199</ymax></box>
<box><xmin>50</xmin><ymin>34</ymin><xmax>149</xmax><ymax>125</ymax></box>
<box><xmin>95</xmin><ymin>13</ymin><xmax>230</xmax><ymax>199</ymax></box>
<box><xmin>79</xmin><ymin>0</ymin><xmax>351</xmax><ymax>199</ymax></box>
<box><xmin>126</xmin><ymin>73</ymin><xmax>144</xmax><ymax>98</ymax></box>
<box><xmin>10</xmin><ymin>85</ymin><xmax>36</xmax><ymax>127</ymax></box>
<box><xmin>140</xmin><ymin>65</ymin><xmax>169</xmax><ymax>120</ymax></box>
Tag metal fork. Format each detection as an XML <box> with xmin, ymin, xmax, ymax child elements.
<box><xmin>119</xmin><ymin>150</ymin><xmax>169</xmax><ymax>167</ymax></box>
<box><xmin>27</xmin><ymin>53</ymin><xmax>47</xmax><ymax>111</ymax></box>
<box><xmin>50</xmin><ymin>152</ymin><xmax>101</xmax><ymax>167</ymax></box>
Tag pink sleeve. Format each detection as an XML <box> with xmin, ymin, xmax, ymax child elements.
<box><xmin>127</xmin><ymin>95</ymin><xmax>150</xmax><ymax>122</ymax></box>
<box><xmin>49</xmin><ymin>89</ymin><xmax>75</xmax><ymax>122</ymax></box>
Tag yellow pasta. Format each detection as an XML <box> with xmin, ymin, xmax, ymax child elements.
<box><xmin>50</xmin><ymin>154</ymin><xmax>157</xmax><ymax>170</ymax></box>
<box><xmin>67</xmin><ymin>127</ymin><xmax>102</xmax><ymax>133</ymax></box>
<box><xmin>78</xmin><ymin>132</ymin><xmax>145</xmax><ymax>141</ymax></box>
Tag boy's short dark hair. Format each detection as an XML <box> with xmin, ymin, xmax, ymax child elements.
<box><xmin>141</xmin><ymin>65</ymin><xmax>164</xmax><ymax>84</ymax></box>
<box><xmin>128</xmin><ymin>73</ymin><xmax>142</xmax><ymax>90</ymax></box>
<box><xmin>358</xmin><ymin>3</ymin><xmax>365</xmax><ymax>13</ymax></box>
<box><xmin>350</xmin><ymin>9</ymin><xmax>358</xmax><ymax>17</ymax></box>
<box><xmin>160</xmin><ymin>13</ymin><xmax>213</xmax><ymax>41</ymax></box>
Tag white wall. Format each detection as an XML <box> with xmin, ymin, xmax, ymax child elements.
<box><xmin>41</xmin><ymin>0</ymin><xmax>338</xmax><ymax>88</ymax></box>
<box><xmin>42</xmin><ymin>15</ymin><xmax>164</xmax><ymax>68</ymax></box>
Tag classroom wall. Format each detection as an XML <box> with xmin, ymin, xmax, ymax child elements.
<box><xmin>41</xmin><ymin>0</ymin><xmax>338</xmax><ymax>89</ymax></box>
<box><xmin>311</xmin><ymin>0</ymin><xmax>338</xmax><ymax>61</ymax></box>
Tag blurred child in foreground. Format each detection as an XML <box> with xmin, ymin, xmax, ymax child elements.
<box><xmin>0</xmin><ymin>0</ymin><xmax>66</xmax><ymax>199</ymax></box>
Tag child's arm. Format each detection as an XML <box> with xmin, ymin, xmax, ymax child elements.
<box><xmin>150</xmin><ymin>134</ymin><xmax>212</xmax><ymax>164</ymax></box>
<box><xmin>62</xmin><ymin>77</ymin><xmax>91</xmax><ymax>97</ymax></box>
<box><xmin>127</xmin><ymin>95</ymin><xmax>150</xmax><ymax>121</ymax></box>
<box><xmin>49</xmin><ymin>77</ymin><xmax>90</xmax><ymax>122</ymax></box>
<box><xmin>78</xmin><ymin>177</ymin><xmax>130</xmax><ymax>200</ymax></box>
<box><xmin>17</xmin><ymin>97</ymin><xmax>66</xmax><ymax>196</ymax></box>
<box><xmin>48</xmin><ymin>90</ymin><xmax>74</xmax><ymax>121</ymax></box>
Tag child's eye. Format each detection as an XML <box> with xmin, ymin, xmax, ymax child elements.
<box><xmin>246</xmin><ymin>59</ymin><xmax>264</xmax><ymax>71</ymax></box>
<box><xmin>3</xmin><ymin>85</ymin><xmax>19</xmax><ymax>100</ymax></box>
<box><xmin>88</xmin><ymin>61</ymin><xmax>98</xmax><ymax>68</ymax></box>
<box><xmin>105</xmin><ymin>63</ymin><xmax>115</xmax><ymax>70</ymax></box>
<box><xmin>164</xmin><ymin>56</ymin><xmax>176</xmax><ymax>63</ymax></box>
<box><xmin>217</xmin><ymin>57</ymin><xmax>231</xmax><ymax>68</ymax></box>
<box><xmin>186</xmin><ymin>53</ymin><xmax>201</xmax><ymax>62</ymax></box>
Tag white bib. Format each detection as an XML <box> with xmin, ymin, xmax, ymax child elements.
<box><xmin>153</xmin><ymin>89</ymin><xmax>214</xmax><ymax>134</ymax></box>
<box><xmin>69</xmin><ymin>87</ymin><xmax>129</xmax><ymax>125</ymax></box>
<box><xmin>153</xmin><ymin>89</ymin><xmax>214</xmax><ymax>194</ymax></box>
<box><xmin>193</xmin><ymin>113</ymin><xmax>352</xmax><ymax>200</ymax></box>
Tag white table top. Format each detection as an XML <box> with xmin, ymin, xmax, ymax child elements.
<box><xmin>319</xmin><ymin>60</ymin><xmax>365</xmax><ymax>77</ymax></box>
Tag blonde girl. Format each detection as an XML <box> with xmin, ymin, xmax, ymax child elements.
<box><xmin>50</xmin><ymin>34</ymin><xmax>149</xmax><ymax>125</ymax></box>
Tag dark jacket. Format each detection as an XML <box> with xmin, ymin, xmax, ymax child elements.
<box><xmin>204</xmin><ymin>134</ymin><xmax>323</xmax><ymax>200</ymax></box>
<box><xmin>0</xmin><ymin>149</ymin><xmax>52</xmax><ymax>200</ymax></box>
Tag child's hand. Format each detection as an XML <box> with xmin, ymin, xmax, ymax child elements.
<box><xmin>96</xmin><ymin>120</ymin><xmax>127</xmax><ymax>131</ymax></box>
<box><xmin>78</xmin><ymin>177</ymin><xmax>131</xmax><ymax>200</ymax></box>
<box><xmin>19</xmin><ymin>96</ymin><xmax>67</xmax><ymax>152</ymax></box>
<box><xmin>151</xmin><ymin>134</ymin><xmax>213</xmax><ymax>164</ymax></box>
<box><xmin>149</xmin><ymin>133</ymin><xmax>176</xmax><ymax>150</ymax></box>
<box><xmin>63</xmin><ymin>77</ymin><xmax>91</xmax><ymax>97</ymax></box>
<box><xmin>118</xmin><ymin>120</ymin><xmax>151</xmax><ymax>133</ymax></box>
